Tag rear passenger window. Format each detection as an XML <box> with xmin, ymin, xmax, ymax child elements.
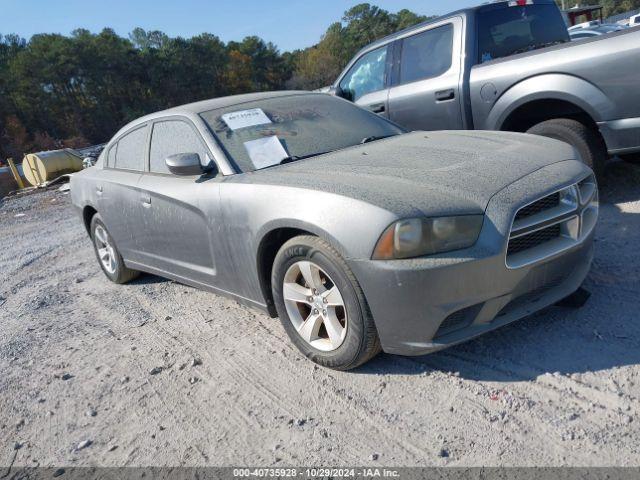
<box><xmin>114</xmin><ymin>126</ymin><xmax>148</xmax><ymax>171</ymax></box>
<box><xmin>399</xmin><ymin>24</ymin><xmax>453</xmax><ymax>84</ymax></box>
<box><xmin>107</xmin><ymin>144</ymin><xmax>117</xmax><ymax>167</ymax></box>
<box><xmin>149</xmin><ymin>120</ymin><xmax>209</xmax><ymax>174</ymax></box>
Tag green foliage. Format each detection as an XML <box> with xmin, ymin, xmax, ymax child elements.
<box><xmin>0</xmin><ymin>3</ymin><xmax>430</xmax><ymax>158</ymax></box>
<box><xmin>290</xmin><ymin>3</ymin><xmax>432</xmax><ymax>89</ymax></box>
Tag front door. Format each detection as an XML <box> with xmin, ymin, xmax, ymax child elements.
<box><xmin>135</xmin><ymin>118</ymin><xmax>219</xmax><ymax>286</ymax></box>
<box><xmin>387</xmin><ymin>18</ymin><xmax>464</xmax><ymax>131</ymax></box>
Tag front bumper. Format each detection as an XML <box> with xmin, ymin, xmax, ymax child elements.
<box><xmin>349</xmin><ymin>161</ymin><xmax>596</xmax><ymax>356</ymax></box>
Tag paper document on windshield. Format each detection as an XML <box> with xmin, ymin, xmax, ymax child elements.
<box><xmin>222</xmin><ymin>108</ymin><xmax>272</xmax><ymax>130</ymax></box>
<box><xmin>244</xmin><ymin>136</ymin><xmax>289</xmax><ymax>170</ymax></box>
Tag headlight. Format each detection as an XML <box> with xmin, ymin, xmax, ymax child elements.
<box><xmin>372</xmin><ymin>215</ymin><xmax>484</xmax><ymax>260</ymax></box>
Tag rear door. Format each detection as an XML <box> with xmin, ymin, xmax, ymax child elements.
<box><xmin>338</xmin><ymin>44</ymin><xmax>392</xmax><ymax>117</ymax></box>
<box><xmin>387</xmin><ymin>17</ymin><xmax>464</xmax><ymax>131</ymax></box>
<box><xmin>136</xmin><ymin>117</ymin><xmax>220</xmax><ymax>286</ymax></box>
<box><xmin>98</xmin><ymin>125</ymin><xmax>148</xmax><ymax>263</ymax></box>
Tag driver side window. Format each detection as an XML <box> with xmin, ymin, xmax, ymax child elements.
<box><xmin>339</xmin><ymin>45</ymin><xmax>389</xmax><ymax>102</ymax></box>
<box><xmin>149</xmin><ymin>120</ymin><xmax>210</xmax><ymax>174</ymax></box>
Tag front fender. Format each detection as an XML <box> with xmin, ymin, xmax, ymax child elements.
<box><xmin>483</xmin><ymin>74</ymin><xmax>615</xmax><ymax>131</ymax></box>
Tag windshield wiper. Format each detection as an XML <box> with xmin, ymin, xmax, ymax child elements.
<box><xmin>361</xmin><ymin>135</ymin><xmax>395</xmax><ymax>144</ymax></box>
<box><xmin>279</xmin><ymin>151</ymin><xmax>331</xmax><ymax>165</ymax></box>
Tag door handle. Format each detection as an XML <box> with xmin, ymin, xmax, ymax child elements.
<box><xmin>435</xmin><ymin>89</ymin><xmax>455</xmax><ymax>102</ymax></box>
<box><xmin>369</xmin><ymin>103</ymin><xmax>386</xmax><ymax>114</ymax></box>
<box><xmin>96</xmin><ymin>186</ymin><xmax>103</xmax><ymax>195</ymax></box>
<box><xmin>141</xmin><ymin>196</ymin><xmax>151</xmax><ymax>208</ymax></box>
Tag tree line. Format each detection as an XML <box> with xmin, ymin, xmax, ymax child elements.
<box><xmin>1</xmin><ymin>1</ymin><xmax>638</xmax><ymax>161</ymax></box>
<box><xmin>0</xmin><ymin>3</ymin><xmax>428</xmax><ymax>160</ymax></box>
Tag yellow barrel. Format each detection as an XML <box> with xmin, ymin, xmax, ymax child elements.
<box><xmin>22</xmin><ymin>149</ymin><xmax>83</xmax><ymax>186</ymax></box>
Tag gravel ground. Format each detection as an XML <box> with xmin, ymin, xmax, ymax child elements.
<box><xmin>1</xmin><ymin>161</ymin><xmax>640</xmax><ymax>469</ymax></box>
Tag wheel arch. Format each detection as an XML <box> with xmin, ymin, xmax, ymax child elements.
<box><xmin>500</xmin><ymin>98</ymin><xmax>599</xmax><ymax>134</ymax></box>
<box><xmin>82</xmin><ymin>205</ymin><xmax>98</xmax><ymax>235</ymax></box>
<box><xmin>485</xmin><ymin>74</ymin><xmax>614</xmax><ymax>139</ymax></box>
<box><xmin>255</xmin><ymin>222</ymin><xmax>350</xmax><ymax>318</ymax></box>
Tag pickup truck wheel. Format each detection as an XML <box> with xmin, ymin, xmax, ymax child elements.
<box><xmin>90</xmin><ymin>214</ymin><xmax>140</xmax><ymax>284</ymax></box>
<box><xmin>527</xmin><ymin>119</ymin><xmax>606</xmax><ymax>179</ymax></box>
<box><xmin>620</xmin><ymin>153</ymin><xmax>640</xmax><ymax>165</ymax></box>
<box><xmin>271</xmin><ymin>235</ymin><xmax>381</xmax><ymax>370</ymax></box>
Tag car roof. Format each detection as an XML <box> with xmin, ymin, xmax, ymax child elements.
<box><xmin>108</xmin><ymin>91</ymin><xmax>317</xmax><ymax>143</ymax></box>
<box><xmin>139</xmin><ymin>91</ymin><xmax>310</xmax><ymax>120</ymax></box>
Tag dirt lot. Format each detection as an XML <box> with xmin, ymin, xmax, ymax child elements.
<box><xmin>1</xmin><ymin>162</ymin><xmax>640</xmax><ymax>469</ymax></box>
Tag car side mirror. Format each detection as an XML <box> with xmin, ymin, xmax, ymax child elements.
<box><xmin>335</xmin><ymin>85</ymin><xmax>353</xmax><ymax>102</ymax></box>
<box><xmin>165</xmin><ymin>153</ymin><xmax>204</xmax><ymax>176</ymax></box>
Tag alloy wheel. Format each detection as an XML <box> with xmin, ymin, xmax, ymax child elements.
<box><xmin>94</xmin><ymin>225</ymin><xmax>117</xmax><ymax>275</ymax></box>
<box><xmin>282</xmin><ymin>260</ymin><xmax>347</xmax><ymax>352</ymax></box>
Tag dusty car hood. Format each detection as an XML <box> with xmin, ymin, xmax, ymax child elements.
<box><xmin>229</xmin><ymin>130</ymin><xmax>577</xmax><ymax>218</ymax></box>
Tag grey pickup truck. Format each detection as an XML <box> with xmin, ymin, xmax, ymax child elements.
<box><xmin>327</xmin><ymin>0</ymin><xmax>640</xmax><ymax>177</ymax></box>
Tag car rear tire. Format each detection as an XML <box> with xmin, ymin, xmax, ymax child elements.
<box><xmin>527</xmin><ymin>118</ymin><xmax>607</xmax><ymax>179</ymax></box>
<box><xmin>90</xmin><ymin>213</ymin><xmax>140</xmax><ymax>284</ymax></box>
<box><xmin>271</xmin><ymin>235</ymin><xmax>381</xmax><ymax>370</ymax></box>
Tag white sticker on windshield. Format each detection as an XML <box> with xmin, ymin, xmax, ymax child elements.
<box><xmin>244</xmin><ymin>136</ymin><xmax>289</xmax><ymax>170</ymax></box>
<box><xmin>222</xmin><ymin>108</ymin><xmax>272</xmax><ymax>130</ymax></box>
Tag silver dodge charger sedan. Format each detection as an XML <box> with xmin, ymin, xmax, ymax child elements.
<box><xmin>71</xmin><ymin>91</ymin><xmax>598</xmax><ymax>370</ymax></box>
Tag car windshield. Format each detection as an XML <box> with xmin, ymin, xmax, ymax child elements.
<box><xmin>477</xmin><ymin>3</ymin><xmax>569</xmax><ymax>63</ymax></box>
<box><xmin>199</xmin><ymin>94</ymin><xmax>404</xmax><ymax>173</ymax></box>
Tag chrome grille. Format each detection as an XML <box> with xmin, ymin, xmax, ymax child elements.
<box><xmin>515</xmin><ymin>192</ymin><xmax>560</xmax><ymax>222</ymax></box>
<box><xmin>507</xmin><ymin>224</ymin><xmax>561</xmax><ymax>256</ymax></box>
<box><xmin>506</xmin><ymin>175</ymin><xmax>598</xmax><ymax>269</ymax></box>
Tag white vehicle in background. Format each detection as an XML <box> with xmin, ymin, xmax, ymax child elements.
<box><xmin>630</xmin><ymin>14</ymin><xmax>640</xmax><ymax>27</ymax></box>
<box><xmin>569</xmin><ymin>23</ymin><xmax>627</xmax><ymax>41</ymax></box>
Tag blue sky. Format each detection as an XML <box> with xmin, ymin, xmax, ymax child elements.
<box><xmin>0</xmin><ymin>0</ymin><xmax>480</xmax><ymax>51</ymax></box>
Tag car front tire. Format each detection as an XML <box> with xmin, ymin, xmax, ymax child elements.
<box><xmin>527</xmin><ymin>118</ymin><xmax>607</xmax><ymax>179</ymax></box>
<box><xmin>271</xmin><ymin>235</ymin><xmax>381</xmax><ymax>370</ymax></box>
<box><xmin>90</xmin><ymin>213</ymin><xmax>139</xmax><ymax>284</ymax></box>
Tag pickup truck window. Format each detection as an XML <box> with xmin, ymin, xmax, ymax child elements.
<box><xmin>477</xmin><ymin>4</ymin><xmax>569</xmax><ymax>63</ymax></box>
<box><xmin>338</xmin><ymin>45</ymin><xmax>389</xmax><ymax>102</ymax></box>
<box><xmin>399</xmin><ymin>24</ymin><xmax>453</xmax><ymax>84</ymax></box>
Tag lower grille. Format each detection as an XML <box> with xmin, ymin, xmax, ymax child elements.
<box><xmin>507</xmin><ymin>224</ymin><xmax>561</xmax><ymax>256</ymax></box>
<box><xmin>496</xmin><ymin>272</ymin><xmax>569</xmax><ymax>318</ymax></box>
<box><xmin>435</xmin><ymin>305</ymin><xmax>480</xmax><ymax>338</ymax></box>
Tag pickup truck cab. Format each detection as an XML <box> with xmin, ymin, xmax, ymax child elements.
<box><xmin>329</xmin><ymin>0</ymin><xmax>640</xmax><ymax>177</ymax></box>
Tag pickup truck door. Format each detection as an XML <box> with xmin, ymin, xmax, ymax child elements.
<box><xmin>338</xmin><ymin>44</ymin><xmax>392</xmax><ymax>117</ymax></box>
<box><xmin>387</xmin><ymin>17</ymin><xmax>464</xmax><ymax>131</ymax></box>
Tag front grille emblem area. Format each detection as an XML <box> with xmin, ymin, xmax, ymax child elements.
<box><xmin>506</xmin><ymin>175</ymin><xmax>598</xmax><ymax>269</ymax></box>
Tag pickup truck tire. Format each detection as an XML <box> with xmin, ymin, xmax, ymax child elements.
<box><xmin>620</xmin><ymin>153</ymin><xmax>640</xmax><ymax>164</ymax></box>
<box><xmin>527</xmin><ymin>119</ymin><xmax>606</xmax><ymax>178</ymax></box>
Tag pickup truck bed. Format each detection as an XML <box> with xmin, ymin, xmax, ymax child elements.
<box><xmin>470</xmin><ymin>27</ymin><xmax>640</xmax><ymax>157</ymax></box>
